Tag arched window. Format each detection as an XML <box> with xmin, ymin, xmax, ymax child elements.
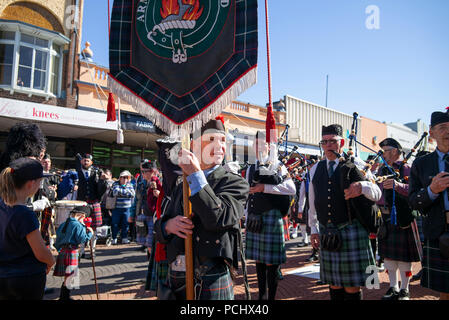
<box><xmin>0</xmin><ymin>20</ymin><xmax>69</xmax><ymax>98</ymax></box>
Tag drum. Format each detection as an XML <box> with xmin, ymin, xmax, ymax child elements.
<box><xmin>54</xmin><ymin>200</ymin><xmax>87</xmax><ymax>227</ymax></box>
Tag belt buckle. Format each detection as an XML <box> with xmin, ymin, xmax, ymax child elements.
<box><xmin>171</xmin><ymin>255</ymin><xmax>186</xmax><ymax>272</ymax></box>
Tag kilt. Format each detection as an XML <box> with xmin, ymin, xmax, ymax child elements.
<box><xmin>245</xmin><ymin>209</ymin><xmax>286</xmax><ymax>265</ymax></box>
<box><xmin>378</xmin><ymin>221</ymin><xmax>420</xmax><ymax>262</ymax></box>
<box><xmin>40</xmin><ymin>207</ymin><xmax>53</xmax><ymax>244</ymax></box>
<box><xmin>53</xmin><ymin>246</ymin><xmax>79</xmax><ymax>277</ymax></box>
<box><xmin>89</xmin><ymin>202</ymin><xmax>103</xmax><ymax>229</ymax></box>
<box><xmin>167</xmin><ymin>263</ymin><xmax>234</xmax><ymax>300</ymax></box>
<box><xmin>320</xmin><ymin>220</ymin><xmax>376</xmax><ymax>288</ymax></box>
<box><xmin>421</xmin><ymin>239</ymin><xmax>449</xmax><ymax>293</ymax></box>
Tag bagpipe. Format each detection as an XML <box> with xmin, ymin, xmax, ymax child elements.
<box><xmin>332</xmin><ymin>113</ymin><xmax>380</xmax><ymax>233</ymax></box>
<box><xmin>375</xmin><ymin>131</ymin><xmax>428</xmax><ymax>184</ymax></box>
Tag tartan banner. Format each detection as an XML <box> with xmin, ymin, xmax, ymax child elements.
<box><xmin>109</xmin><ymin>0</ymin><xmax>258</xmax><ymax>135</ymax></box>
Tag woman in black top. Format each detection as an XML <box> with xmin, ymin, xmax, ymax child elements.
<box><xmin>0</xmin><ymin>158</ymin><xmax>55</xmax><ymax>300</ymax></box>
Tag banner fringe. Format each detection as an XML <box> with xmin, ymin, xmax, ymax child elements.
<box><xmin>108</xmin><ymin>68</ymin><xmax>257</xmax><ymax>139</ymax></box>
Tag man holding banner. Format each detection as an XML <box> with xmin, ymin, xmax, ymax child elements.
<box><xmin>154</xmin><ymin>118</ymin><xmax>249</xmax><ymax>300</ymax></box>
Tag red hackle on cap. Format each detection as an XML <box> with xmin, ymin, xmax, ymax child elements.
<box><xmin>107</xmin><ymin>93</ymin><xmax>117</xmax><ymax>122</ymax></box>
<box><xmin>215</xmin><ymin>115</ymin><xmax>225</xmax><ymax>125</ymax></box>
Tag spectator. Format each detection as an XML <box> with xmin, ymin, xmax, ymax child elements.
<box><xmin>111</xmin><ymin>170</ymin><xmax>136</xmax><ymax>244</ymax></box>
<box><xmin>57</xmin><ymin>169</ymin><xmax>79</xmax><ymax>200</ymax></box>
<box><xmin>0</xmin><ymin>158</ymin><xmax>55</xmax><ymax>300</ymax></box>
<box><xmin>99</xmin><ymin>169</ymin><xmax>114</xmax><ymax>226</ymax></box>
<box><xmin>0</xmin><ymin>122</ymin><xmax>47</xmax><ymax>172</ymax></box>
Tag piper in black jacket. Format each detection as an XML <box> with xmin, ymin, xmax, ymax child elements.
<box><xmin>409</xmin><ymin>110</ymin><xmax>449</xmax><ymax>300</ymax></box>
<box><xmin>154</xmin><ymin>119</ymin><xmax>249</xmax><ymax>300</ymax></box>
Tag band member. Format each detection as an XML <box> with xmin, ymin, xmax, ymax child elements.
<box><xmin>154</xmin><ymin>119</ymin><xmax>249</xmax><ymax>300</ymax></box>
<box><xmin>75</xmin><ymin>153</ymin><xmax>103</xmax><ymax>256</ymax></box>
<box><xmin>309</xmin><ymin>124</ymin><xmax>381</xmax><ymax>300</ymax></box>
<box><xmin>296</xmin><ymin>162</ymin><xmax>320</xmax><ymax>262</ymax></box>
<box><xmin>376</xmin><ymin>138</ymin><xmax>420</xmax><ymax>300</ymax></box>
<box><xmin>245</xmin><ymin>131</ymin><xmax>296</xmax><ymax>300</ymax></box>
<box><xmin>409</xmin><ymin>110</ymin><xmax>449</xmax><ymax>300</ymax></box>
<box><xmin>38</xmin><ymin>154</ymin><xmax>59</xmax><ymax>248</ymax></box>
<box><xmin>53</xmin><ymin>206</ymin><xmax>93</xmax><ymax>300</ymax></box>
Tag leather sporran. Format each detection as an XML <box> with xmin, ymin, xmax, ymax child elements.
<box><xmin>377</xmin><ymin>218</ymin><xmax>389</xmax><ymax>241</ymax></box>
<box><xmin>246</xmin><ymin>213</ymin><xmax>263</xmax><ymax>233</ymax></box>
<box><xmin>320</xmin><ymin>224</ymin><xmax>342</xmax><ymax>252</ymax></box>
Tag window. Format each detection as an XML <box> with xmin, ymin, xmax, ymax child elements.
<box><xmin>0</xmin><ymin>21</ymin><xmax>69</xmax><ymax>98</ymax></box>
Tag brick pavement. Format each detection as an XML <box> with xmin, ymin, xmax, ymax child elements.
<box><xmin>44</xmin><ymin>236</ymin><xmax>440</xmax><ymax>301</ymax></box>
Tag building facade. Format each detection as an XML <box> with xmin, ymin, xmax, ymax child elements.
<box><xmin>283</xmin><ymin>94</ymin><xmax>361</xmax><ymax>157</ymax></box>
<box><xmin>0</xmin><ymin>0</ymin><xmax>94</xmax><ymax>170</ymax></box>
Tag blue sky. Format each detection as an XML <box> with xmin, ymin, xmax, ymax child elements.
<box><xmin>81</xmin><ymin>0</ymin><xmax>449</xmax><ymax>126</ymax></box>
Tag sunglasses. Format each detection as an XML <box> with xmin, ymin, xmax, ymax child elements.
<box><xmin>319</xmin><ymin>139</ymin><xmax>340</xmax><ymax>145</ymax></box>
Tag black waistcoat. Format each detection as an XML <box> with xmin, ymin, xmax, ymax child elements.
<box><xmin>312</xmin><ymin>160</ymin><xmax>349</xmax><ymax>226</ymax></box>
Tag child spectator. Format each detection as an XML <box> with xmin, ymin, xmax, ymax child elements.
<box><xmin>53</xmin><ymin>206</ymin><xmax>93</xmax><ymax>300</ymax></box>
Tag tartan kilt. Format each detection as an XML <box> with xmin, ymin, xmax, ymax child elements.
<box><xmin>40</xmin><ymin>207</ymin><xmax>53</xmax><ymax>244</ymax></box>
<box><xmin>89</xmin><ymin>202</ymin><xmax>103</xmax><ymax>228</ymax></box>
<box><xmin>421</xmin><ymin>239</ymin><xmax>449</xmax><ymax>293</ymax></box>
<box><xmin>53</xmin><ymin>247</ymin><xmax>79</xmax><ymax>277</ymax></box>
<box><xmin>245</xmin><ymin>209</ymin><xmax>286</xmax><ymax>265</ymax></box>
<box><xmin>320</xmin><ymin>220</ymin><xmax>376</xmax><ymax>288</ymax></box>
<box><xmin>168</xmin><ymin>263</ymin><xmax>234</xmax><ymax>300</ymax></box>
<box><xmin>378</xmin><ymin>222</ymin><xmax>420</xmax><ymax>262</ymax></box>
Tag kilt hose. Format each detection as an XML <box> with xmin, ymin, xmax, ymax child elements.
<box><xmin>40</xmin><ymin>207</ymin><xmax>53</xmax><ymax>245</ymax></box>
<box><xmin>421</xmin><ymin>239</ymin><xmax>449</xmax><ymax>293</ymax></box>
<box><xmin>53</xmin><ymin>246</ymin><xmax>79</xmax><ymax>278</ymax></box>
<box><xmin>167</xmin><ymin>263</ymin><xmax>234</xmax><ymax>300</ymax></box>
<box><xmin>378</xmin><ymin>221</ymin><xmax>420</xmax><ymax>262</ymax></box>
<box><xmin>320</xmin><ymin>220</ymin><xmax>376</xmax><ymax>288</ymax></box>
<box><xmin>245</xmin><ymin>209</ymin><xmax>287</xmax><ymax>265</ymax></box>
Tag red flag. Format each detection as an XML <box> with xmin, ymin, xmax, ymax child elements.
<box><xmin>107</xmin><ymin>92</ymin><xmax>116</xmax><ymax>122</ymax></box>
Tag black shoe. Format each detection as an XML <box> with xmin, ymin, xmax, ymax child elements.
<box><xmin>382</xmin><ymin>287</ymin><xmax>399</xmax><ymax>300</ymax></box>
<box><xmin>44</xmin><ymin>287</ymin><xmax>55</xmax><ymax>295</ymax></box>
<box><xmin>412</xmin><ymin>270</ymin><xmax>422</xmax><ymax>282</ymax></box>
<box><xmin>297</xmin><ymin>241</ymin><xmax>308</xmax><ymax>247</ymax></box>
<box><xmin>306</xmin><ymin>254</ymin><xmax>319</xmax><ymax>262</ymax></box>
<box><xmin>80</xmin><ymin>253</ymin><xmax>85</xmax><ymax>259</ymax></box>
<box><xmin>398</xmin><ymin>289</ymin><xmax>410</xmax><ymax>300</ymax></box>
<box><xmin>277</xmin><ymin>269</ymin><xmax>284</xmax><ymax>281</ymax></box>
<box><xmin>316</xmin><ymin>279</ymin><xmax>325</xmax><ymax>285</ymax></box>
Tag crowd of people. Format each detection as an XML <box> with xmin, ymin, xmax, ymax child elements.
<box><xmin>0</xmin><ymin>108</ymin><xmax>448</xmax><ymax>302</ymax></box>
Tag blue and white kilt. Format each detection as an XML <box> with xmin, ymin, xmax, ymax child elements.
<box><xmin>320</xmin><ymin>220</ymin><xmax>376</xmax><ymax>288</ymax></box>
<box><xmin>245</xmin><ymin>208</ymin><xmax>286</xmax><ymax>265</ymax></box>
<box><xmin>421</xmin><ymin>239</ymin><xmax>449</xmax><ymax>294</ymax></box>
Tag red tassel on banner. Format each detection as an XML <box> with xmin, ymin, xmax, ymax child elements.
<box><xmin>107</xmin><ymin>92</ymin><xmax>117</xmax><ymax>122</ymax></box>
<box><xmin>266</xmin><ymin>105</ymin><xmax>277</xmax><ymax>144</ymax></box>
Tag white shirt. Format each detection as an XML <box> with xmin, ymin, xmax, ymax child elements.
<box><xmin>82</xmin><ymin>167</ymin><xmax>92</xmax><ymax>179</ymax></box>
<box><xmin>308</xmin><ymin>156</ymin><xmax>382</xmax><ymax>235</ymax></box>
<box><xmin>244</xmin><ymin>159</ymin><xmax>297</xmax><ymax>222</ymax></box>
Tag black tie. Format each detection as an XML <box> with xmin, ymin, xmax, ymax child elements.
<box><xmin>444</xmin><ymin>154</ymin><xmax>449</xmax><ymax>201</ymax></box>
<box><xmin>328</xmin><ymin>161</ymin><xmax>336</xmax><ymax>177</ymax></box>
